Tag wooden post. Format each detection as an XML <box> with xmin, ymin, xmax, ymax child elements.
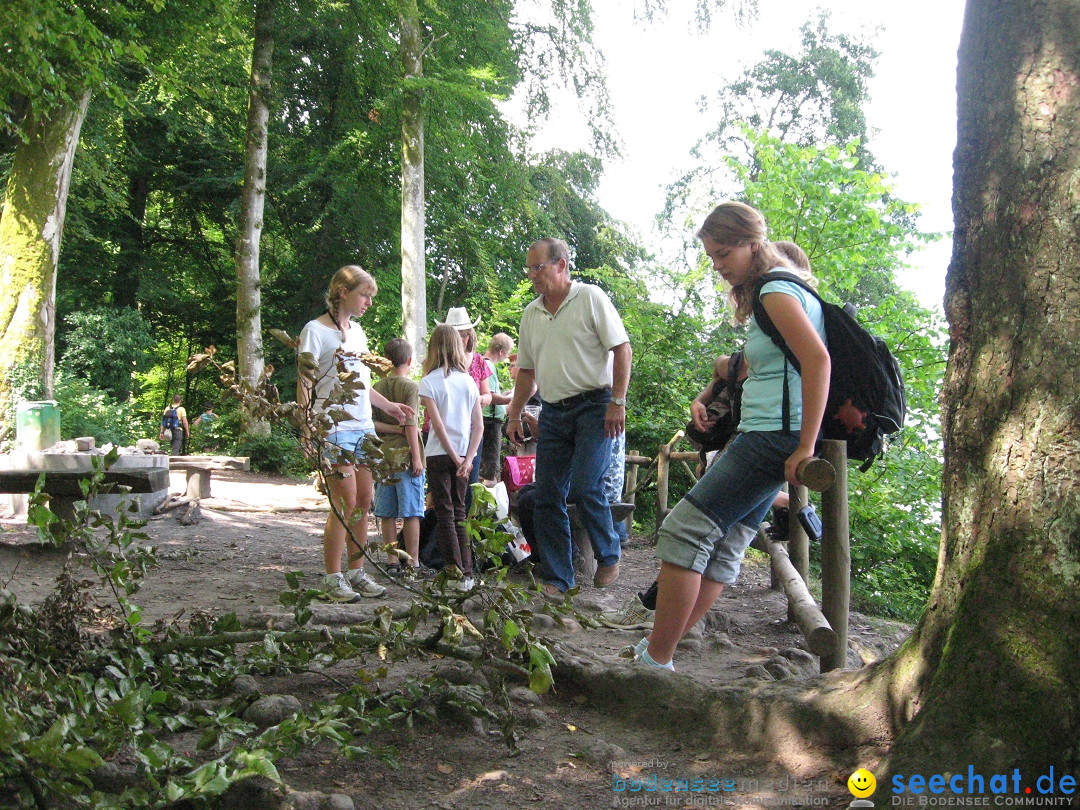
<box><xmin>819</xmin><ymin>439</ymin><xmax>850</xmax><ymax>673</ymax></box>
<box><xmin>655</xmin><ymin>442</ymin><xmax>671</xmax><ymax>535</ymax></box>
<box><xmin>623</xmin><ymin>450</ymin><xmax>639</xmax><ymax>537</ymax></box>
<box><xmin>796</xmin><ymin>456</ymin><xmax>835</xmax><ymax>491</ymax></box>
<box><xmin>786</xmin><ymin>483</ymin><xmax>810</xmax><ymax>622</ymax></box>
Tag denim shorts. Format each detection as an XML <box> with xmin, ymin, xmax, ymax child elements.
<box><xmin>656</xmin><ymin>431</ymin><xmax>797</xmax><ymax>584</ymax></box>
<box><xmin>373</xmin><ymin>469</ymin><xmax>426</xmax><ymax>519</ymax></box>
<box><xmin>323</xmin><ymin>428</ymin><xmax>377</xmax><ymax>467</ymax></box>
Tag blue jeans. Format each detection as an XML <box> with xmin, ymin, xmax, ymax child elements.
<box><xmin>534</xmin><ymin>391</ymin><xmax>620</xmax><ymax>591</ymax></box>
<box><xmin>656</xmin><ymin>431</ymin><xmax>798</xmax><ymax>583</ymax></box>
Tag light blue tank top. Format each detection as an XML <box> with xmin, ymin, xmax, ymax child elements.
<box><xmin>738</xmin><ymin>278</ymin><xmax>826</xmax><ymax>433</ymax></box>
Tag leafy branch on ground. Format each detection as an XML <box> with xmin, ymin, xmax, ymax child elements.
<box><xmin>0</xmin><ymin>338</ymin><xmax>573</xmax><ymax>808</ymax></box>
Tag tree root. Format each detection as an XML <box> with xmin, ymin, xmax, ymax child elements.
<box><xmin>549</xmin><ymin>638</ymin><xmax>911</xmax><ymax>776</ymax></box>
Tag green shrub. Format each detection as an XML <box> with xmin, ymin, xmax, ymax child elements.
<box><xmin>228</xmin><ymin>422</ymin><xmax>307</xmax><ymax>477</ymax></box>
<box><xmin>53</xmin><ymin>371</ymin><xmax>149</xmax><ymax>446</ymax></box>
<box><xmin>57</xmin><ymin>307</ymin><xmax>155</xmax><ymax>402</ymax></box>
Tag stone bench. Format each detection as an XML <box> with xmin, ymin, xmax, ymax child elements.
<box><xmin>0</xmin><ymin>468</ymin><xmax>170</xmax><ymax>520</ymax></box>
<box><xmin>168</xmin><ymin>456</ymin><xmax>250</xmax><ymax>499</ymax></box>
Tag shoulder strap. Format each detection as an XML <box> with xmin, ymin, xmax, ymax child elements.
<box><xmin>750</xmin><ymin>270</ymin><xmax>825</xmax><ymax>375</ymax></box>
<box><xmin>751</xmin><ymin>271</ymin><xmax>824</xmax><ymax>436</ymax></box>
<box><xmin>727</xmin><ymin>350</ymin><xmax>743</xmax><ymax>391</ymax></box>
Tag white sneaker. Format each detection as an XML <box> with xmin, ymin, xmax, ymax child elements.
<box><xmin>455</xmin><ymin>576</ymin><xmax>476</xmax><ymax>593</ymax></box>
<box><xmin>322</xmin><ymin>572</ymin><xmax>362</xmax><ymax>604</ymax></box>
<box><xmin>599</xmin><ymin>596</ymin><xmax>655</xmax><ymax>630</ymax></box>
<box><xmin>346</xmin><ymin>568</ymin><xmax>387</xmax><ymax>598</ymax></box>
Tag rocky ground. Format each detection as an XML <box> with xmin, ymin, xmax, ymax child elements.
<box><xmin>1</xmin><ymin>469</ymin><xmax>910</xmax><ymax>809</ymax></box>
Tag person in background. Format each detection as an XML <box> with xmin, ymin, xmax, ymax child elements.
<box><xmin>419</xmin><ymin>324</ymin><xmax>483</xmax><ymax>592</ymax></box>
<box><xmin>194</xmin><ymin>403</ymin><xmax>217</xmax><ymax>429</ymax></box>
<box><xmin>504</xmin><ymin>354</ymin><xmax>542</xmax><ymax>456</ymax></box>
<box><xmin>297</xmin><ymin>264</ymin><xmax>413</xmax><ymax>604</ymax></box>
<box><xmin>372</xmin><ymin>338</ymin><xmax>431</xmax><ymax>581</ymax></box>
<box><xmin>160</xmin><ymin>395</ymin><xmax>190</xmax><ymax>456</ymax></box>
<box><xmin>480</xmin><ymin>332</ymin><xmax>514</xmax><ymax>485</ymax></box>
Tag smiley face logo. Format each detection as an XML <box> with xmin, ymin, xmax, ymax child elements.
<box><xmin>848</xmin><ymin>769</ymin><xmax>877</xmax><ymax>798</ymax></box>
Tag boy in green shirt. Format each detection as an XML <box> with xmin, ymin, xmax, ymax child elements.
<box><xmin>372</xmin><ymin>338</ymin><xmax>429</xmax><ymax>578</ymax></box>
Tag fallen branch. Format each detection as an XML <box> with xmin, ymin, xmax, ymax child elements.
<box><xmin>153</xmin><ymin>494</ymin><xmax>193</xmax><ymax>515</ymax></box>
<box><xmin>148</xmin><ymin>627</ymin><xmax>530</xmax><ymax>681</ymax></box>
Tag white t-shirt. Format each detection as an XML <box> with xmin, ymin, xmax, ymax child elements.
<box><xmin>516</xmin><ymin>281</ymin><xmax>629</xmax><ymax>403</ymax></box>
<box><xmin>297</xmin><ymin>318</ymin><xmax>374</xmax><ymax>431</ymax></box>
<box><xmin>418</xmin><ymin>368</ymin><xmax>479</xmax><ymax>457</ymax></box>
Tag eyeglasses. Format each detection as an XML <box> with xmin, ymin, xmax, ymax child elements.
<box><xmin>524</xmin><ymin>261</ymin><xmax>553</xmax><ymax>275</ymax></box>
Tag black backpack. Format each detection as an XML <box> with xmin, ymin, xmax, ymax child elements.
<box><xmin>752</xmin><ymin>271</ymin><xmax>906</xmax><ymax>471</ymax></box>
<box><xmin>684</xmin><ymin>350</ymin><xmax>744</xmax><ymax>463</ymax></box>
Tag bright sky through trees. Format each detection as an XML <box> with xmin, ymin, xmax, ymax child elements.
<box><xmin>513</xmin><ymin>0</ymin><xmax>966</xmax><ymax>309</ymax></box>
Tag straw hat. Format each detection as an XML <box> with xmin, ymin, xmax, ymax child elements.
<box><xmin>436</xmin><ymin>306</ymin><xmax>481</xmax><ymax>330</ymax></box>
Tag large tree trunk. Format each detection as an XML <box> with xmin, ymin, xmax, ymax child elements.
<box><xmin>0</xmin><ymin>90</ymin><xmax>91</xmax><ymax>437</ymax></box>
<box><xmin>235</xmin><ymin>0</ymin><xmax>274</xmax><ymax>433</ymax></box>
<box><xmin>882</xmin><ymin>0</ymin><xmax>1080</xmax><ymax>775</ymax></box>
<box><xmin>399</xmin><ymin>0</ymin><xmax>427</xmax><ymax>361</ymax></box>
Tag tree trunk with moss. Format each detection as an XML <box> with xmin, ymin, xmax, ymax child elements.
<box><xmin>880</xmin><ymin>0</ymin><xmax>1080</xmax><ymax>776</ymax></box>
<box><xmin>400</xmin><ymin>0</ymin><xmax>427</xmax><ymax>362</ymax></box>
<box><xmin>0</xmin><ymin>90</ymin><xmax>91</xmax><ymax>438</ymax></box>
<box><xmin>236</xmin><ymin>0</ymin><xmax>274</xmax><ymax>435</ymax></box>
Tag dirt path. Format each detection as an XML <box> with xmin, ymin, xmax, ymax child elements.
<box><xmin>0</xmin><ymin>470</ymin><xmax>908</xmax><ymax>808</ymax></box>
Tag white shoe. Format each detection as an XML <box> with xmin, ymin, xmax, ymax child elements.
<box><xmin>346</xmin><ymin>568</ymin><xmax>387</xmax><ymax>598</ymax></box>
<box><xmin>322</xmin><ymin>572</ymin><xmax>361</xmax><ymax>603</ymax></box>
<box><xmin>599</xmin><ymin>596</ymin><xmax>655</xmax><ymax>630</ymax></box>
<box><xmin>455</xmin><ymin>576</ymin><xmax>476</xmax><ymax>593</ymax></box>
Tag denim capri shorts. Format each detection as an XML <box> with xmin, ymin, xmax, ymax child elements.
<box><xmin>323</xmin><ymin>428</ymin><xmax>377</xmax><ymax>467</ymax></box>
<box><xmin>655</xmin><ymin>430</ymin><xmax>798</xmax><ymax>584</ymax></box>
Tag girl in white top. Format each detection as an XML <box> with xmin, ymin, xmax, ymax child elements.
<box><xmin>297</xmin><ymin>265</ymin><xmax>414</xmax><ymax>603</ymax></box>
<box><xmin>418</xmin><ymin>324</ymin><xmax>483</xmax><ymax>590</ymax></box>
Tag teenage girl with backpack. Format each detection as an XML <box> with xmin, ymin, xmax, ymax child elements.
<box><xmin>636</xmin><ymin>202</ymin><xmax>830</xmax><ymax>670</ymax></box>
<box><xmin>418</xmin><ymin>324</ymin><xmax>483</xmax><ymax>592</ymax></box>
<box><xmin>297</xmin><ymin>265</ymin><xmax>414</xmax><ymax>604</ymax></box>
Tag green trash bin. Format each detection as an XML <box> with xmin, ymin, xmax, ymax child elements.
<box><xmin>16</xmin><ymin>400</ymin><xmax>61</xmax><ymax>451</ymax></box>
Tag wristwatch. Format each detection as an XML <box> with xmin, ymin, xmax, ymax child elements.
<box><xmin>610</xmin><ymin>396</ymin><xmax>627</xmax><ymax>407</ymax></box>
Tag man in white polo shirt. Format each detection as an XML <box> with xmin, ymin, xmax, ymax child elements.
<box><xmin>507</xmin><ymin>237</ymin><xmax>632</xmax><ymax>596</ymax></box>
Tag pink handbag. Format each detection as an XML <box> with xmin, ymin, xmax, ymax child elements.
<box><xmin>502</xmin><ymin>454</ymin><xmax>536</xmax><ymax>492</ymax></box>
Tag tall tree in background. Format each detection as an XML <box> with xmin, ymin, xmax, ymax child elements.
<box><xmin>236</xmin><ymin>0</ymin><xmax>275</xmax><ymax>424</ymax></box>
<box><xmin>0</xmin><ymin>1</ymin><xmax>229</xmax><ymax>434</ymax></box>
<box><xmin>398</xmin><ymin>0</ymin><xmax>427</xmax><ymax>359</ymax></box>
<box><xmin>662</xmin><ymin>11</ymin><xmax>880</xmax><ymax>234</ymax></box>
<box><xmin>0</xmin><ymin>89</ymin><xmax>91</xmax><ymax>420</ymax></box>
